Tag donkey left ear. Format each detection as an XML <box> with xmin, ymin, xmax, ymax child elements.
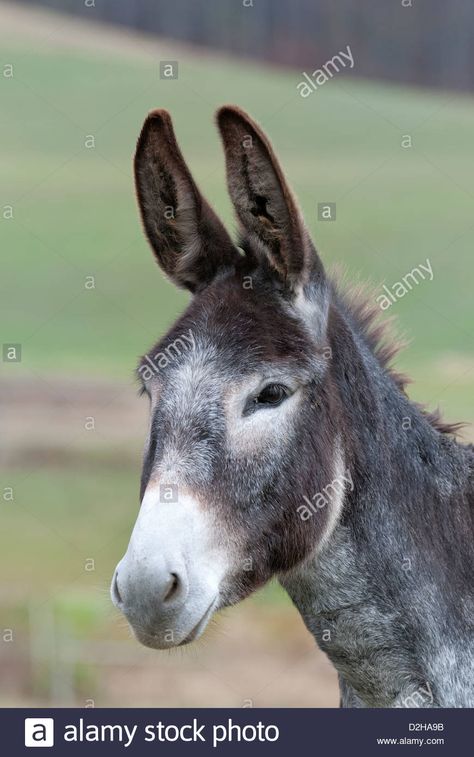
<box><xmin>135</xmin><ymin>109</ymin><xmax>239</xmax><ymax>293</ymax></box>
<box><xmin>216</xmin><ymin>105</ymin><xmax>325</xmax><ymax>292</ymax></box>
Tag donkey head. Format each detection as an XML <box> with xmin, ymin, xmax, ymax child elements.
<box><xmin>111</xmin><ymin>107</ymin><xmax>343</xmax><ymax>649</ymax></box>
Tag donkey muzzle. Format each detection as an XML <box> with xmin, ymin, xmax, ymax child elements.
<box><xmin>110</xmin><ymin>487</ymin><xmax>221</xmax><ymax>649</ymax></box>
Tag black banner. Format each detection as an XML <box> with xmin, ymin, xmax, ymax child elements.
<box><xmin>4</xmin><ymin>707</ymin><xmax>469</xmax><ymax>756</ymax></box>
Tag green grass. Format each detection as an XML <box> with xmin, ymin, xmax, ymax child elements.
<box><xmin>1</xmin><ymin>23</ymin><xmax>473</xmax><ymax>620</ymax></box>
<box><xmin>1</xmin><ymin>33</ymin><xmax>473</xmax><ymax>385</ymax></box>
<box><xmin>1</xmin><ymin>467</ymin><xmax>137</xmax><ymax>592</ymax></box>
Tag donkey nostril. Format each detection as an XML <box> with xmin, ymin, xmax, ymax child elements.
<box><xmin>112</xmin><ymin>570</ymin><xmax>123</xmax><ymax>607</ymax></box>
<box><xmin>162</xmin><ymin>572</ymin><xmax>181</xmax><ymax>603</ymax></box>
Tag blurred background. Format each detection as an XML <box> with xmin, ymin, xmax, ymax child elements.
<box><xmin>1</xmin><ymin>0</ymin><xmax>473</xmax><ymax>707</ymax></box>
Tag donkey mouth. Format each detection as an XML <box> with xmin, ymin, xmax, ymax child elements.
<box><xmin>178</xmin><ymin>598</ymin><xmax>217</xmax><ymax>646</ymax></box>
<box><xmin>130</xmin><ymin>597</ymin><xmax>217</xmax><ymax>650</ymax></box>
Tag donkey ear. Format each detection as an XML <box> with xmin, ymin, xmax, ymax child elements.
<box><xmin>134</xmin><ymin>110</ymin><xmax>239</xmax><ymax>292</ymax></box>
<box><xmin>216</xmin><ymin>105</ymin><xmax>324</xmax><ymax>290</ymax></box>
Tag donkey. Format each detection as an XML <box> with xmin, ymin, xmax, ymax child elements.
<box><xmin>111</xmin><ymin>106</ymin><xmax>474</xmax><ymax>708</ymax></box>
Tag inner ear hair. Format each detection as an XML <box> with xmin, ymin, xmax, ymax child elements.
<box><xmin>216</xmin><ymin>105</ymin><xmax>310</xmax><ymax>285</ymax></box>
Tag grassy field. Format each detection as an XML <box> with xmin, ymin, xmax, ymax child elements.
<box><xmin>1</xmin><ymin>18</ymin><xmax>474</xmax><ymax>387</ymax></box>
<box><xmin>0</xmin><ymin>7</ymin><xmax>473</xmax><ymax>705</ymax></box>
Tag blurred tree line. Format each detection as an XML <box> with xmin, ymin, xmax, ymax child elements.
<box><xmin>18</xmin><ymin>0</ymin><xmax>474</xmax><ymax>92</ymax></box>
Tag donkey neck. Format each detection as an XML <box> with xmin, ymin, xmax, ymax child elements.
<box><xmin>280</xmin><ymin>297</ymin><xmax>474</xmax><ymax>707</ymax></box>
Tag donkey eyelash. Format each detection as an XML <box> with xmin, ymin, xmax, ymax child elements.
<box><xmin>138</xmin><ymin>383</ymin><xmax>149</xmax><ymax>398</ymax></box>
<box><xmin>243</xmin><ymin>382</ymin><xmax>292</xmax><ymax>416</ymax></box>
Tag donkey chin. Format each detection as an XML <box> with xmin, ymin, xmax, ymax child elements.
<box><xmin>110</xmin><ymin>488</ymin><xmax>226</xmax><ymax>649</ymax></box>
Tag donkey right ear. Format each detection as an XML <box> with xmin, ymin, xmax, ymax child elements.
<box><xmin>134</xmin><ymin>110</ymin><xmax>239</xmax><ymax>292</ymax></box>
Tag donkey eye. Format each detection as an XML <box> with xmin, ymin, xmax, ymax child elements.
<box><xmin>257</xmin><ymin>384</ymin><xmax>288</xmax><ymax>405</ymax></box>
<box><xmin>243</xmin><ymin>382</ymin><xmax>293</xmax><ymax>416</ymax></box>
<box><xmin>253</xmin><ymin>383</ymin><xmax>289</xmax><ymax>409</ymax></box>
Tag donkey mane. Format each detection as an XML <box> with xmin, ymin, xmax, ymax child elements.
<box><xmin>329</xmin><ymin>268</ymin><xmax>465</xmax><ymax>438</ymax></box>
